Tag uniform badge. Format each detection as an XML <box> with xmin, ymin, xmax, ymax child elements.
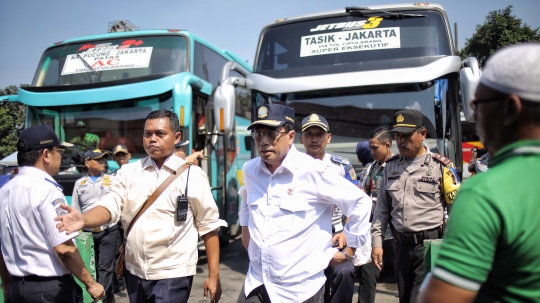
<box><xmin>258</xmin><ymin>106</ymin><xmax>268</xmax><ymax>118</ymax></box>
<box><xmin>308</xmin><ymin>114</ymin><xmax>321</xmax><ymax>122</ymax></box>
<box><xmin>391</xmin><ymin>171</ymin><xmax>399</xmax><ymax>175</ymax></box>
<box><xmin>396</xmin><ymin>114</ymin><xmax>404</xmax><ymax>123</ymax></box>
<box><xmin>287</xmin><ymin>188</ymin><xmax>293</xmax><ymax>196</ymax></box>
<box><xmin>427</xmin><ymin>165</ymin><xmax>435</xmax><ymax>176</ymax></box>
<box><xmin>348</xmin><ymin>167</ymin><xmax>357</xmax><ymax>180</ymax></box>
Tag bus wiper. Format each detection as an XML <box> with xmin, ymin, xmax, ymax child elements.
<box><xmin>345</xmin><ymin>6</ymin><xmax>426</xmax><ymax>19</ymax></box>
<box><xmin>76</xmin><ymin>52</ymin><xmax>102</xmax><ymax>83</ymax></box>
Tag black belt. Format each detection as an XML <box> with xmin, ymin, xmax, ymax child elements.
<box><xmin>393</xmin><ymin>225</ymin><xmax>442</xmax><ymax>245</ymax></box>
<box><xmin>11</xmin><ymin>274</ymin><xmax>71</xmax><ymax>282</ymax></box>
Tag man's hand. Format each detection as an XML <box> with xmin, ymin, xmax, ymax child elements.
<box><xmin>241</xmin><ymin>226</ymin><xmax>250</xmax><ymax>250</ymax></box>
<box><xmin>329</xmin><ymin>246</ymin><xmax>355</xmax><ymax>267</ymax></box>
<box><xmin>86</xmin><ymin>281</ymin><xmax>105</xmax><ymax>303</ymax></box>
<box><xmin>332</xmin><ymin>232</ymin><xmax>347</xmax><ymax>250</ymax></box>
<box><xmin>54</xmin><ymin>204</ymin><xmax>84</xmax><ymax>234</ymax></box>
<box><xmin>204</xmin><ymin>275</ymin><xmax>222</xmax><ymax>303</ymax></box>
<box><xmin>372</xmin><ymin>247</ymin><xmax>384</xmax><ymax>271</ymax></box>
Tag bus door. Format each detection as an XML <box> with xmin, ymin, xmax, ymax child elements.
<box><xmin>191</xmin><ymin>94</ymin><xmax>231</xmax><ymax>242</ymax></box>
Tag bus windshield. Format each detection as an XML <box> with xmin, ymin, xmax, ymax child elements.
<box><xmin>32</xmin><ymin>35</ymin><xmax>188</xmax><ymax>87</ymax></box>
<box><xmin>26</xmin><ymin>91</ymin><xmax>173</xmax><ymax>157</ymax></box>
<box><xmin>257</xmin><ymin>79</ymin><xmax>450</xmax><ymax>165</ymax></box>
<box><xmin>255</xmin><ymin>11</ymin><xmax>451</xmax><ymax>77</ymax></box>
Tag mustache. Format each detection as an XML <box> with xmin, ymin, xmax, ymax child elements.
<box><xmin>397</xmin><ymin>144</ymin><xmax>408</xmax><ymax>149</ymax></box>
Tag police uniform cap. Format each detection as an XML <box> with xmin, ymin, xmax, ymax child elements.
<box><xmin>84</xmin><ymin>149</ymin><xmax>109</xmax><ymax>161</ymax></box>
<box><xmin>174</xmin><ymin>140</ymin><xmax>190</xmax><ymax>149</ymax></box>
<box><xmin>390</xmin><ymin>109</ymin><xmax>424</xmax><ymax>134</ymax></box>
<box><xmin>301</xmin><ymin>114</ymin><xmax>329</xmax><ymax>132</ymax></box>
<box><xmin>247</xmin><ymin>104</ymin><xmax>295</xmax><ymax>130</ymax></box>
<box><xmin>17</xmin><ymin>124</ymin><xmax>73</xmax><ymax>152</ymax></box>
<box><xmin>112</xmin><ymin>144</ymin><xmax>129</xmax><ymax>155</ymax></box>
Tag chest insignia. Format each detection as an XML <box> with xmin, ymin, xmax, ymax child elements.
<box><xmin>79</xmin><ymin>179</ymin><xmax>87</xmax><ymax>186</ymax></box>
<box><xmin>390</xmin><ymin>171</ymin><xmax>399</xmax><ymax>175</ymax></box>
<box><xmin>388</xmin><ymin>176</ymin><xmax>400</xmax><ymax>181</ymax></box>
<box><xmin>426</xmin><ymin>165</ymin><xmax>435</xmax><ymax>176</ymax></box>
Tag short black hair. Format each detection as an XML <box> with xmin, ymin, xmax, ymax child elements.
<box><xmin>17</xmin><ymin>148</ymin><xmax>50</xmax><ymax>166</ymax></box>
<box><xmin>145</xmin><ymin>110</ymin><xmax>180</xmax><ymax>133</ymax></box>
<box><xmin>369</xmin><ymin>127</ymin><xmax>392</xmax><ymax>143</ymax></box>
<box><xmin>522</xmin><ymin>99</ymin><xmax>540</xmax><ymax>127</ymax></box>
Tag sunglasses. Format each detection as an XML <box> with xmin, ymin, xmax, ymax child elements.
<box><xmin>470</xmin><ymin>96</ymin><xmax>507</xmax><ymax>111</ymax></box>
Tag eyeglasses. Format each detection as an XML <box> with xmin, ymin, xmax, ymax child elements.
<box><xmin>251</xmin><ymin>131</ymin><xmax>289</xmax><ymax>141</ymax></box>
<box><xmin>77</xmin><ymin>126</ymin><xmax>86</xmax><ymax>130</ymax></box>
<box><xmin>52</xmin><ymin>148</ymin><xmax>65</xmax><ymax>155</ymax></box>
<box><xmin>470</xmin><ymin>96</ymin><xmax>507</xmax><ymax>111</ymax></box>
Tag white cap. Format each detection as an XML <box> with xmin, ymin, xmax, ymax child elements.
<box><xmin>480</xmin><ymin>43</ymin><xmax>540</xmax><ymax>102</ymax></box>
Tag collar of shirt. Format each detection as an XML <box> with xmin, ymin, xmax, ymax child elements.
<box><xmin>18</xmin><ymin>166</ymin><xmax>54</xmax><ymax>182</ymax></box>
<box><xmin>256</xmin><ymin>144</ymin><xmax>301</xmax><ymax>175</ymax></box>
<box><xmin>85</xmin><ymin>173</ymin><xmax>104</xmax><ymax>183</ymax></box>
<box><xmin>144</xmin><ymin>153</ymin><xmax>183</xmax><ymax>173</ymax></box>
<box><xmin>489</xmin><ymin>140</ymin><xmax>540</xmax><ymax>167</ymax></box>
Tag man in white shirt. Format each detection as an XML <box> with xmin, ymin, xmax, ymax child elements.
<box><xmin>237</xmin><ymin>104</ymin><xmax>371</xmax><ymax>303</ymax></box>
<box><xmin>299</xmin><ymin>113</ymin><xmax>358</xmax><ymax>303</ymax></box>
<box><xmin>0</xmin><ymin>124</ymin><xmax>104</xmax><ymax>302</ymax></box>
<box><xmin>55</xmin><ymin>110</ymin><xmax>226</xmax><ymax>303</ymax></box>
<box><xmin>72</xmin><ymin>149</ymin><xmax>119</xmax><ymax>303</ymax></box>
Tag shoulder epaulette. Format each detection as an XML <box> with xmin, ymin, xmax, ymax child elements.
<box><xmin>433</xmin><ymin>153</ymin><xmax>452</xmax><ymax>167</ymax></box>
<box><xmin>330</xmin><ymin>154</ymin><xmax>350</xmax><ymax>165</ymax></box>
<box><xmin>386</xmin><ymin>154</ymin><xmax>400</xmax><ymax>162</ymax></box>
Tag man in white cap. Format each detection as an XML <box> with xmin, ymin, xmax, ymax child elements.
<box><xmin>419</xmin><ymin>43</ymin><xmax>540</xmax><ymax>302</ymax></box>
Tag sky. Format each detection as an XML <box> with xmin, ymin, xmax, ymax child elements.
<box><xmin>1</xmin><ymin>0</ymin><xmax>539</xmax><ymax>89</ymax></box>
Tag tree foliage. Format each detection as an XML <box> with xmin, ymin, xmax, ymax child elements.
<box><xmin>0</xmin><ymin>85</ymin><xmax>28</xmax><ymax>160</ymax></box>
<box><xmin>459</xmin><ymin>5</ymin><xmax>540</xmax><ymax>67</ymax></box>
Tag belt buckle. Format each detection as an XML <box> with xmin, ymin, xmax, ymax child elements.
<box><xmin>92</xmin><ymin>227</ymin><xmax>102</xmax><ymax>233</ymax></box>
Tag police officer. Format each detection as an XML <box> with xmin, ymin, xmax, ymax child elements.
<box><xmin>299</xmin><ymin>113</ymin><xmax>357</xmax><ymax>303</ymax></box>
<box><xmin>0</xmin><ymin>125</ymin><xmax>105</xmax><ymax>302</ymax></box>
<box><xmin>72</xmin><ymin>149</ymin><xmax>119</xmax><ymax>303</ymax></box>
<box><xmin>371</xmin><ymin>109</ymin><xmax>460</xmax><ymax>303</ymax></box>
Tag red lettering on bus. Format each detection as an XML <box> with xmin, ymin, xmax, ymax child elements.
<box><xmin>79</xmin><ymin>44</ymin><xmax>96</xmax><ymax>51</ymax></box>
<box><xmin>92</xmin><ymin>61</ymin><xmax>105</xmax><ymax>67</ymax></box>
<box><xmin>107</xmin><ymin>59</ymin><xmax>120</xmax><ymax>65</ymax></box>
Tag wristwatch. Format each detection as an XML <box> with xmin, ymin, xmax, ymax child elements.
<box><xmin>341</xmin><ymin>249</ymin><xmax>355</xmax><ymax>262</ymax></box>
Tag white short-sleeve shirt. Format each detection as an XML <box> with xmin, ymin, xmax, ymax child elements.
<box><xmin>0</xmin><ymin>166</ymin><xmax>79</xmax><ymax>277</ymax></box>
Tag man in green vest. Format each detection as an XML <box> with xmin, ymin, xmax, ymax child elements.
<box><xmin>70</xmin><ymin>121</ymin><xmax>100</xmax><ymax>149</ymax></box>
<box><xmin>419</xmin><ymin>43</ymin><xmax>540</xmax><ymax>302</ymax></box>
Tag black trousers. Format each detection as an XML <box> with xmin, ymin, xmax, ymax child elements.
<box><xmin>323</xmin><ymin>261</ymin><xmax>355</xmax><ymax>303</ymax></box>
<box><xmin>125</xmin><ymin>269</ymin><xmax>193</xmax><ymax>303</ymax></box>
<box><xmin>93</xmin><ymin>224</ymin><xmax>121</xmax><ymax>302</ymax></box>
<box><xmin>237</xmin><ymin>283</ymin><xmax>325</xmax><ymax>303</ymax></box>
<box><xmin>393</xmin><ymin>243</ymin><xmax>425</xmax><ymax>303</ymax></box>
<box><xmin>9</xmin><ymin>274</ymin><xmax>82</xmax><ymax>303</ymax></box>
<box><xmin>112</xmin><ymin>223</ymin><xmax>125</xmax><ymax>293</ymax></box>
<box><xmin>356</xmin><ymin>262</ymin><xmax>380</xmax><ymax>303</ymax></box>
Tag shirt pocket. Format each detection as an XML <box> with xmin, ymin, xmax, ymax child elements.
<box><xmin>414</xmin><ymin>180</ymin><xmax>439</xmax><ymax>207</ymax></box>
<box><xmin>386</xmin><ymin>181</ymin><xmax>401</xmax><ymax>205</ymax></box>
<box><xmin>276</xmin><ymin>197</ymin><xmax>308</xmax><ymax>232</ymax></box>
<box><xmin>247</xmin><ymin>194</ymin><xmax>264</xmax><ymax>225</ymax></box>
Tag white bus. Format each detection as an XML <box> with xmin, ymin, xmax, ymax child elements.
<box><xmin>215</xmin><ymin>3</ymin><xmax>480</xmax><ymax>176</ymax></box>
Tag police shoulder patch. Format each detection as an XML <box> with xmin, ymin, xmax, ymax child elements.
<box><xmin>330</xmin><ymin>154</ymin><xmax>350</xmax><ymax>165</ymax></box>
<box><xmin>433</xmin><ymin>153</ymin><xmax>452</xmax><ymax>167</ymax></box>
<box><xmin>386</xmin><ymin>154</ymin><xmax>400</xmax><ymax>162</ymax></box>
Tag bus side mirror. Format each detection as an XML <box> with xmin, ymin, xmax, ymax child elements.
<box><xmin>460</xmin><ymin>57</ymin><xmax>481</xmax><ymax>122</ymax></box>
<box><xmin>214</xmin><ymin>77</ymin><xmax>244</xmax><ymax>134</ymax></box>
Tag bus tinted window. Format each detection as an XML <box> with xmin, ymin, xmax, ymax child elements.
<box><xmin>32</xmin><ymin>36</ymin><xmax>188</xmax><ymax>87</ymax></box>
<box><xmin>193</xmin><ymin>42</ymin><xmax>228</xmax><ymax>92</ymax></box>
<box><xmin>255</xmin><ymin>11</ymin><xmax>451</xmax><ymax>74</ymax></box>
